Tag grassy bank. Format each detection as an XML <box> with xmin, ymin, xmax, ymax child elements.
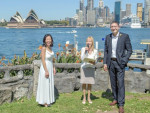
<box><xmin>0</xmin><ymin>91</ymin><xmax>150</xmax><ymax>113</ymax></box>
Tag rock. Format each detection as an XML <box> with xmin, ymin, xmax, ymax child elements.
<box><xmin>13</xmin><ymin>84</ymin><xmax>29</xmax><ymax>100</ymax></box>
<box><xmin>17</xmin><ymin>70</ymin><xmax>24</xmax><ymax>79</ymax></box>
<box><xmin>54</xmin><ymin>76</ymin><xmax>76</xmax><ymax>93</ymax></box>
<box><xmin>0</xmin><ymin>86</ymin><xmax>12</xmax><ymax>105</ymax></box>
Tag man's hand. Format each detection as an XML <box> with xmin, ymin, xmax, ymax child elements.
<box><xmin>104</xmin><ymin>64</ymin><xmax>108</xmax><ymax>71</ymax></box>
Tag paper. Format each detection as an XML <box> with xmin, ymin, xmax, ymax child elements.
<box><xmin>83</xmin><ymin>58</ymin><xmax>95</xmax><ymax>64</ymax></box>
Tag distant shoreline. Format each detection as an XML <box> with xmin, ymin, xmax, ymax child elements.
<box><xmin>1</xmin><ymin>25</ymin><xmax>150</xmax><ymax>29</ymax></box>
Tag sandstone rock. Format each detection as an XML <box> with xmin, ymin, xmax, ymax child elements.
<box><xmin>0</xmin><ymin>86</ymin><xmax>12</xmax><ymax>104</ymax></box>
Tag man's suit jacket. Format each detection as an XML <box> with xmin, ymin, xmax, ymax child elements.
<box><xmin>103</xmin><ymin>32</ymin><xmax>132</xmax><ymax>69</ymax></box>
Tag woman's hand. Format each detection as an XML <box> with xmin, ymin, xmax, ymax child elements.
<box><xmin>53</xmin><ymin>67</ymin><xmax>56</xmax><ymax>75</ymax></box>
<box><xmin>45</xmin><ymin>71</ymin><xmax>49</xmax><ymax>78</ymax></box>
<box><xmin>85</xmin><ymin>47</ymin><xmax>88</xmax><ymax>51</ymax></box>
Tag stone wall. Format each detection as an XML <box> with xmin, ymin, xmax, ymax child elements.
<box><xmin>33</xmin><ymin>60</ymin><xmax>150</xmax><ymax>95</ymax></box>
<box><xmin>0</xmin><ymin>60</ymin><xmax>150</xmax><ymax>105</ymax></box>
<box><xmin>0</xmin><ymin>64</ymin><xmax>33</xmax><ymax>105</ymax></box>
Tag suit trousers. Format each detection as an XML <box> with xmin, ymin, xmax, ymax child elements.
<box><xmin>109</xmin><ymin>59</ymin><xmax>125</xmax><ymax>106</ymax></box>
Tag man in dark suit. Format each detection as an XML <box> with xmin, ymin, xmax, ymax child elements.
<box><xmin>103</xmin><ymin>21</ymin><xmax>132</xmax><ymax>113</ymax></box>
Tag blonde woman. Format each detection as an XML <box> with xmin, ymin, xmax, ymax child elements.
<box><xmin>80</xmin><ymin>36</ymin><xmax>98</xmax><ymax>104</ymax></box>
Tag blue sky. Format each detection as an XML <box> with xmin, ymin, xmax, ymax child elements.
<box><xmin>0</xmin><ymin>0</ymin><xmax>144</xmax><ymax>21</ymax></box>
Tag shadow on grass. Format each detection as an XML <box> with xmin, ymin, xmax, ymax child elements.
<box><xmin>80</xmin><ymin>93</ymin><xmax>99</xmax><ymax>101</ymax></box>
<box><xmin>101</xmin><ymin>89</ymin><xmax>113</xmax><ymax>102</ymax></box>
<box><xmin>54</xmin><ymin>86</ymin><xmax>59</xmax><ymax>100</ymax></box>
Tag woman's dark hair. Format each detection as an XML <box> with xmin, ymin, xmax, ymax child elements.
<box><xmin>43</xmin><ymin>34</ymin><xmax>53</xmax><ymax>47</ymax></box>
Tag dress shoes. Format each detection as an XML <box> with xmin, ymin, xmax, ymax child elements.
<box><xmin>109</xmin><ymin>100</ymin><xmax>117</xmax><ymax>106</ymax></box>
<box><xmin>119</xmin><ymin>106</ymin><xmax>124</xmax><ymax>113</ymax></box>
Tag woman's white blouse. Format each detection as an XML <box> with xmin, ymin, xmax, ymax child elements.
<box><xmin>81</xmin><ymin>47</ymin><xmax>98</xmax><ymax>68</ymax></box>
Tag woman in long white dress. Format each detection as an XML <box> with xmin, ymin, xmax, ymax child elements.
<box><xmin>36</xmin><ymin>34</ymin><xmax>56</xmax><ymax>107</ymax></box>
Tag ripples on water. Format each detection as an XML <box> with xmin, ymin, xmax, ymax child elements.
<box><xmin>0</xmin><ymin>27</ymin><xmax>149</xmax><ymax>61</ymax></box>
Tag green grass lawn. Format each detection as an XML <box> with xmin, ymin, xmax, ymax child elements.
<box><xmin>0</xmin><ymin>91</ymin><xmax>150</xmax><ymax>113</ymax></box>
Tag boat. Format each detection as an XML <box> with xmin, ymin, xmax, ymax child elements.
<box><xmin>71</xmin><ymin>30</ymin><xmax>77</xmax><ymax>33</ymax></box>
<box><xmin>121</xmin><ymin>15</ymin><xmax>141</xmax><ymax>28</ymax></box>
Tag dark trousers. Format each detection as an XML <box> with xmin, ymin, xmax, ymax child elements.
<box><xmin>109</xmin><ymin>60</ymin><xmax>125</xmax><ymax>106</ymax></box>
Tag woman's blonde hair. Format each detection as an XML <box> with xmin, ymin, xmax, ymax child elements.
<box><xmin>86</xmin><ymin>36</ymin><xmax>94</xmax><ymax>51</ymax></box>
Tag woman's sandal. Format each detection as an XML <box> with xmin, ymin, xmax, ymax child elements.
<box><xmin>44</xmin><ymin>104</ymin><xmax>48</xmax><ymax>107</ymax></box>
<box><xmin>82</xmin><ymin>100</ymin><xmax>86</xmax><ymax>104</ymax></box>
<box><xmin>88</xmin><ymin>100</ymin><xmax>92</xmax><ymax>104</ymax></box>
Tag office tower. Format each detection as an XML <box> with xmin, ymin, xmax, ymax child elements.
<box><xmin>137</xmin><ymin>3</ymin><xmax>143</xmax><ymax>22</ymax></box>
<box><xmin>78</xmin><ymin>10</ymin><xmax>84</xmax><ymax>25</ymax></box>
<box><xmin>87</xmin><ymin>10</ymin><xmax>96</xmax><ymax>25</ymax></box>
<box><xmin>121</xmin><ymin>10</ymin><xmax>126</xmax><ymax>19</ymax></box>
<box><xmin>126</xmin><ymin>4</ymin><xmax>131</xmax><ymax>17</ymax></box>
<box><xmin>144</xmin><ymin>0</ymin><xmax>150</xmax><ymax>24</ymax></box>
<box><xmin>99</xmin><ymin>0</ymin><xmax>104</xmax><ymax>8</ymax></box>
<box><xmin>143</xmin><ymin>8</ymin><xmax>145</xmax><ymax>21</ymax></box>
<box><xmin>95</xmin><ymin>7</ymin><xmax>100</xmax><ymax>20</ymax></box>
<box><xmin>69</xmin><ymin>18</ymin><xmax>77</xmax><ymax>26</ymax></box>
<box><xmin>99</xmin><ymin>8</ymin><xmax>105</xmax><ymax>19</ymax></box>
<box><xmin>80</xmin><ymin>0</ymin><xmax>84</xmax><ymax>11</ymax></box>
<box><xmin>149</xmin><ymin>9</ymin><xmax>150</xmax><ymax>22</ymax></box>
<box><xmin>86</xmin><ymin>0</ymin><xmax>95</xmax><ymax>25</ymax></box>
<box><xmin>104</xmin><ymin>6</ymin><xmax>110</xmax><ymax>22</ymax></box>
<box><xmin>114</xmin><ymin>1</ymin><xmax>121</xmax><ymax>23</ymax></box>
<box><xmin>87</xmin><ymin>0</ymin><xmax>94</xmax><ymax>10</ymax></box>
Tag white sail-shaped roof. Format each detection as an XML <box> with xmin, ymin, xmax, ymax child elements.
<box><xmin>10</xmin><ymin>12</ymin><xmax>24</xmax><ymax>23</ymax></box>
<box><xmin>25</xmin><ymin>9</ymin><xmax>39</xmax><ymax>22</ymax></box>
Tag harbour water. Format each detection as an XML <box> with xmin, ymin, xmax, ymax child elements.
<box><xmin>0</xmin><ymin>27</ymin><xmax>149</xmax><ymax>61</ymax></box>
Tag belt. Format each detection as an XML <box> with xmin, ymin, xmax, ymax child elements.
<box><xmin>111</xmin><ymin>58</ymin><xmax>117</xmax><ymax>61</ymax></box>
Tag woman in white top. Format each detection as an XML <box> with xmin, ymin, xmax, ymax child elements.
<box><xmin>80</xmin><ymin>36</ymin><xmax>98</xmax><ymax>104</ymax></box>
<box><xmin>36</xmin><ymin>34</ymin><xmax>56</xmax><ymax>107</ymax></box>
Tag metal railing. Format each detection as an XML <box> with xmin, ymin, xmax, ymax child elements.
<box><xmin>130</xmin><ymin>50</ymin><xmax>146</xmax><ymax>60</ymax></box>
<box><xmin>99</xmin><ymin>49</ymin><xmax>147</xmax><ymax>61</ymax></box>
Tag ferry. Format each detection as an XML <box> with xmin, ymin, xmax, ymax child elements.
<box><xmin>121</xmin><ymin>15</ymin><xmax>141</xmax><ymax>28</ymax></box>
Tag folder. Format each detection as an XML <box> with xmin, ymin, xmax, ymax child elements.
<box><xmin>83</xmin><ymin>58</ymin><xmax>96</xmax><ymax>65</ymax></box>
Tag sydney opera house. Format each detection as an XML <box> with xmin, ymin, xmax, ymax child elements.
<box><xmin>7</xmin><ymin>9</ymin><xmax>46</xmax><ymax>28</ymax></box>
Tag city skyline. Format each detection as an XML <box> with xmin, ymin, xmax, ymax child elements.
<box><xmin>0</xmin><ymin>0</ymin><xmax>144</xmax><ymax>21</ymax></box>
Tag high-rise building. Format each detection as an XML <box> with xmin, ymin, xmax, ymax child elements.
<box><xmin>143</xmin><ymin>8</ymin><xmax>145</xmax><ymax>21</ymax></box>
<box><xmin>80</xmin><ymin>0</ymin><xmax>84</xmax><ymax>11</ymax></box>
<box><xmin>104</xmin><ymin>6</ymin><xmax>110</xmax><ymax>22</ymax></box>
<box><xmin>87</xmin><ymin>10</ymin><xmax>96</xmax><ymax>25</ymax></box>
<box><xmin>137</xmin><ymin>3</ymin><xmax>143</xmax><ymax>22</ymax></box>
<box><xmin>144</xmin><ymin>0</ymin><xmax>150</xmax><ymax>24</ymax></box>
<box><xmin>99</xmin><ymin>0</ymin><xmax>104</xmax><ymax>8</ymax></box>
<box><xmin>114</xmin><ymin>1</ymin><xmax>121</xmax><ymax>23</ymax></box>
<box><xmin>78</xmin><ymin>0</ymin><xmax>86</xmax><ymax>26</ymax></box>
<box><xmin>126</xmin><ymin>4</ymin><xmax>131</xmax><ymax>17</ymax></box>
<box><xmin>87</xmin><ymin>0</ymin><xmax>94</xmax><ymax>10</ymax></box>
<box><xmin>149</xmin><ymin>9</ymin><xmax>150</xmax><ymax>22</ymax></box>
<box><xmin>121</xmin><ymin>10</ymin><xmax>126</xmax><ymax>19</ymax></box>
<box><xmin>78</xmin><ymin>10</ymin><xmax>84</xmax><ymax>25</ymax></box>
<box><xmin>94</xmin><ymin>7</ymin><xmax>100</xmax><ymax>21</ymax></box>
<box><xmin>99</xmin><ymin>8</ymin><xmax>105</xmax><ymax>19</ymax></box>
